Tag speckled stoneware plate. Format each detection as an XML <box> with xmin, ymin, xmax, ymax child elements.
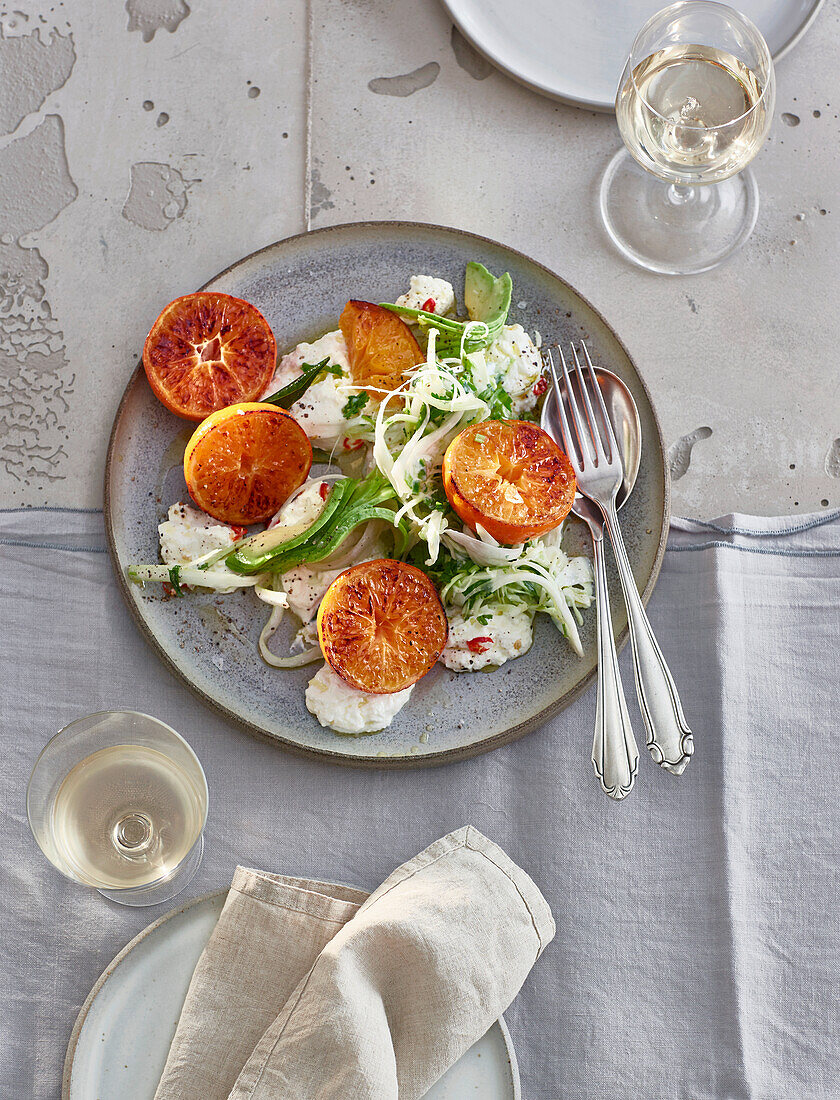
<box><xmin>105</xmin><ymin>221</ymin><xmax>668</xmax><ymax>766</ymax></box>
<box><xmin>441</xmin><ymin>0</ymin><xmax>824</xmax><ymax>111</ymax></box>
<box><xmin>62</xmin><ymin>890</ymin><xmax>520</xmax><ymax>1100</ymax></box>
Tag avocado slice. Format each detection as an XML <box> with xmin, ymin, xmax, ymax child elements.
<box><xmin>464</xmin><ymin>262</ymin><xmax>512</xmax><ymax>327</ymax></box>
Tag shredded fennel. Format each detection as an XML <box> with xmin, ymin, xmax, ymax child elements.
<box><xmin>255</xmin><ymin>577</ymin><xmax>322</xmax><ymax>668</ymax></box>
<box><xmin>417</xmin><ymin>524</ymin><xmax>594</xmax><ymax>656</ymax></box>
<box><xmin>128</xmin><ymin>563</ymin><xmax>267</xmax><ymax>590</ymax></box>
<box><xmin>371</xmin><ymin>330</ymin><xmax>489</xmax><ymax>563</ymax></box>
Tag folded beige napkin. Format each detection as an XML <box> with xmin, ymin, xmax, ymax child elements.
<box><xmin>155</xmin><ymin>826</ymin><xmax>554</xmax><ymax>1100</ymax></box>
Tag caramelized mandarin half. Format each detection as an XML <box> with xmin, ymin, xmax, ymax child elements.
<box><xmin>317</xmin><ymin>559</ymin><xmax>448</xmax><ymax>694</ymax></box>
<box><xmin>339</xmin><ymin>300</ymin><xmax>424</xmax><ymax>398</ymax></box>
<box><xmin>183</xmin><ymin>402</ymin><xmax>312</xmax><ymax>525</ymax></box>
<box><xmin>143</xmin><ymin>292</ymin><xmax>277</xmax><ymax>421</ymax></box>
<box><xmin>442</xmin><ymin>419</ymin><xmax>576</xmax><ymax>544</ymax></box>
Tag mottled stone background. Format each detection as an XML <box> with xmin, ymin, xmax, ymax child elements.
<box><xmin>0</xmin><ymin>0</ymin><xmax>837</xmax><ymax>514</ymax></box>
<box><xmin>0</xmin><ymin>0</ymin><xmax>304</xmax><ymax>505</ymax></box>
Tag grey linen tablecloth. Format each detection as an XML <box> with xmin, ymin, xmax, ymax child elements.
<box><xmin>2</xmin><ymin>505</ymin><xmax>839</xmax><ymax>1099</ymax></box>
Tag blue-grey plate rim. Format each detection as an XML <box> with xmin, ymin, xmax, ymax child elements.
<box><xmin>61</xmin><ymin>887</ymin><xmax>520</xmax><ymax>1099</ymax></box>
<box><xmin>104</xmin><ymin>220</ymin><xmax>669</xmax><ymax>768</ymax></box>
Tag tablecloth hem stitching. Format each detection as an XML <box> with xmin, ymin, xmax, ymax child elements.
<box><xmin>668</xmin><ymin>542</ymin><xmax>840</xmax><ymax>558</ymax></box>
<box><xmin>0</xmin><ymin>505</ymin><xmax>103</xmax><ymax>514</ymax></box>
<box><xmin>675</xmin><ymin>509</ymin><xmax>840</xmax><ymax>536</ymax></box>
<box><xmin>0</xmin><ymin>537</ymin><xmax>106</xmax><ymax>553</ymax></box>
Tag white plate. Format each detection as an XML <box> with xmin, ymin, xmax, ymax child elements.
<box><xmin>442</xmin><ymin>0</ymin><xmax>824</xmax><ymax>110</ymax></box>
<box><xmin>63</xmin><ymin>890</ymin><xmax>521</xmax><ymax>1099</ymax></box>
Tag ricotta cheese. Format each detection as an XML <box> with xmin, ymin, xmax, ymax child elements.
<box><xmin>282</xmin><ymin>564</ymin><xmax>343</xmax><ymax>624</ymax></box>
<box><xmin>268</xmin><ymin>480</ymin><xmax>329</xmax><ymax>535</ymax></box>
<box><xmin>395</xmin><ymin>275</ymin><xmax>456</xmax><ymax>317</ymax></box>
<box><xmin>305</xmin><ymin>664</ymin><xmax>414</xmax><ymax>734</ymax></box>
<box><xmin>261</xmin><ymin>330</ymin><xmax>352</xmax><ymax>450</ymax></box>
<box><xmin>440</xmin><ymin>606</ymin><xmax>534</xmax><ymax>671</ymax></box>
<box><xmin>485</xmin><ymin>324</ymin><xmax>543</xmax><ymax>414</ymax></box>
<box><xmin>158</xmin><ymin>502</ymin><xmax>243</xmax><ymax>593</ymax></box>
<box><xmin>159</xmin><ymin>503</ymin><xmax>240</xmax><ymax>564</ymax></box>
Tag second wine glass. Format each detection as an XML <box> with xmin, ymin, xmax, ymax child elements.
<box><xmin>27</xmin><ymin>711</ymin><xmax>208</xmax><ymax>907</ymax></box>
<box><xmin>600</xmin><ymin>1</ymin><xmax>775</xmax><ymax>275</ymax></box>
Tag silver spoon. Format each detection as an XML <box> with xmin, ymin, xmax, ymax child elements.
<box><xmin>541</xmin><ymin>366</ymin><xmax>641</xmax><ymax>799</ymax></box>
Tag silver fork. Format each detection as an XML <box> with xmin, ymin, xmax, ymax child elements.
<box><xmin>546</xmin><ymin>343</ymin><xmax>694</xmax><ymax>777</ymax></box>
<box><xmin>544</xmin><ymin>349</ymin><xmax>638</xmax><ymax>799</ymax></box>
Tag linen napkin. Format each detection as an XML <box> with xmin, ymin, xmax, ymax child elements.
<box><xmin>154</xmin><ymin>826</ymin><xmax>554</xmax><ymax>1100</ymax></box>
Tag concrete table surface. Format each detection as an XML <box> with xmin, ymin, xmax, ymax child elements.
<box><xmin>0</xmin><ymin>0</ymin><xmax>837</xmax><ymax>517</ymax></box>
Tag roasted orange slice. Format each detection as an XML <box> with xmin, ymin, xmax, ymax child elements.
<box><xmin>317</xmin><ymin>559</ymin><xmax>448</xmax><ymax>694</ymax></box>
<box><xmin>442</xmin><ymin>419</ymin><xmax>576</xmax><ymax>544</ymax></box>
<box><xmin>339</xmin><ymin>300</ymin><xmax>424</xmax><ymax>398</ymax></box>
<box><xmin>183</xmin><ymin>403</ymin><xmax>311</xmax><ymax>525</ymax></box>
<box><xmin>143</xmin><ymin>292</ymin><xmax>277</xmax><ymax>421</ymax></box>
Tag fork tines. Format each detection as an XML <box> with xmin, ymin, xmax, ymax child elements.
<box><xmin>543</xmin><ymin>341</ymin><xmax>617</xmax><ymax>470</ymax></box>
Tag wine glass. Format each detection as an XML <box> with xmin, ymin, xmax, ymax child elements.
<box><xmin>600</xmin><ymin>1</ymin><xmax>775</xmax><ymax>274</ymax></box>
<box><xmin>27</xmin><ymin>711</ymin><xmax>208</xmax><ymax>907</ymax></box>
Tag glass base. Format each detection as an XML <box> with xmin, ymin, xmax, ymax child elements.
<box><xmin>599</xmin><ymin>148</ymin><xmax>759</xmax><ymax>275</ymax></box>
<box><xmin>97</xmin><ymin>835</ymin><xmax>204</xmax><ymax>907</ymax></box>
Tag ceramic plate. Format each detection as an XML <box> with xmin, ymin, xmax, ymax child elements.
<box><xmin>441</xmin><ymin>0</ymin><xmax>824</xmax><ymax>111</ymax></box>
<box><xmin>62</xmin><ymin>890</ymin><xmax>520</xmax><ymax>1100</ymax></box>
<box><xmin>105</xmin><ymin>221</ymin><xmax>668</xmax><ymax>766</ymax></box>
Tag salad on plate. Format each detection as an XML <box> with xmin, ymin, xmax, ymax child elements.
<box><xmin>129</xmin><ymin>263</ymin><xmax>594</xmax><ymax>735</ymax></box>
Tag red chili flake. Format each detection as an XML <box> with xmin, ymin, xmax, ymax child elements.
<box><xmin>532</xmin><ymin>376</ymin><xmax>548</xmax><ymax>397</ymax></box>
<box><xmin>343</xmin><ymin>438</ymin><xmax>364</xmax><ymax>451</ymax></box>
<box><xmin>229</xmin><ymin>525</ymin><xmax>248</xmax><ymax>541</ymax></box>
<box><xmin>467</xmin><ymin>636</ymin><xmax>493</xmax><ymax>655</ymax></box>
<box><xmin>162</xmin><ymin>581</ymin><xmax>192</xmax><ymax>597</ymax></box>
<box><xmin>319</xmin><ymin>482</ymin><xmax>330</xmax><ymax>500</ymax></box>
<box><xmin>421</xmin><ymin>297</ymin><xmax>436</xmax><ymax>313</ymax></box>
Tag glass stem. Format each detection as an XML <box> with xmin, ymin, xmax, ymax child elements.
<box><xmin>667</xmin><ymin>183</ymin><xmax>696</xmax><ymax>205</ymax></box>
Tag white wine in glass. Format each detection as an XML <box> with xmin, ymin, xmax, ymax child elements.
<box><xmin>617</xmin><ymin>44</ymin><xmax>770</xmax><ymax>183</ymax></box>
<box><xmin>28</xmin><ymin>712</ymin><xmax>208</xmax><ymax>906</ymax></box>
<box><xmin>601</xmin><ymin>2</ymin><xmax>775</xmax><ymax>274</ymax></box>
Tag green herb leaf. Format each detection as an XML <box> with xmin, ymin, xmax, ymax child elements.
<box><xmin>477</xmin><ymin>377</ymin><xmax>514</xmax><ymax>421</ymax></box>
<box><xmin>261</xmin><ymin>357</ymin><xmax>341</xmax><ymax>410</ymax></box>
<box><xmin>168</xmin><ymin>564</ymin><xmax>185</xmax><ymax>597</ymax></box>
<box><xmin>342</xmin><ymin>392</ymin><xmax>368</xmax><ymax>419</ymax></box>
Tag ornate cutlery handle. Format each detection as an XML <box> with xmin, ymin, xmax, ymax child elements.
<box><xmin>590</xmin><ymin>523</ymin><xmax>638</xmax><ymax>800</ymax></box>
<box><xmin>602</xmin><ymin>504</ymin><xmax>694</xmax><ymax>775</ymax></box>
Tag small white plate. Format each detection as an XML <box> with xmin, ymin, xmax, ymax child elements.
<box><xmin>63</xmin><ymin>890</ymin><xmax>521</xmax><ymax>1099</ymax></box>
<box><xmin>442</xmin><ymin>0</ymin><xmax>824</xmax><ymax>110</ymax></box>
